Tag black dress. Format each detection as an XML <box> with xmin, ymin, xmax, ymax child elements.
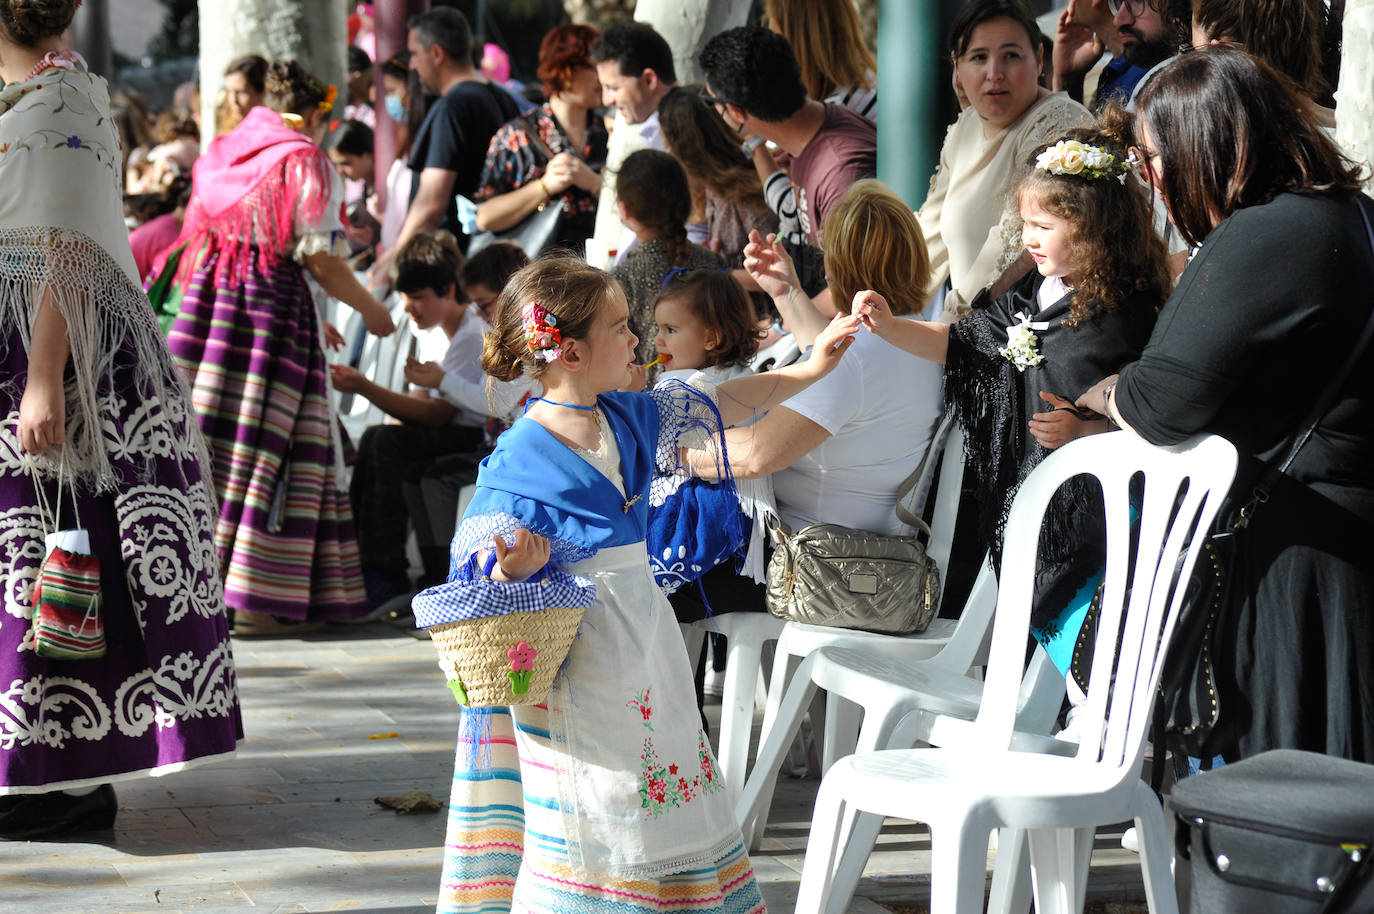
<box><xmin>1115</xmin><ymin>190</ymin><xmax>1374</xmax><ymax>762</ymax></box>
<box><xmin>945</xmin><ymin>271</ymin><xmax>1158</xmax><ymax>636</ymax></box>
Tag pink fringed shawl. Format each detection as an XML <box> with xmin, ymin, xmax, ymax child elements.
<box><xmin>174</xmin><ymin>106</ymin><xmax>333</xmax><ymax>285</ymax></box>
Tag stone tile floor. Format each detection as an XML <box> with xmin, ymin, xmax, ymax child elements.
<box><xmin>0</xmin><ymin>623</ymin><xmax>1151</xmax><ymax>913</ymax></box>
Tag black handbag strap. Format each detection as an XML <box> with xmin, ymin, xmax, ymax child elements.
<box><xmin>1236</xmin><ymin>196</ymin><xmax>1374</xmax><ymax>528</ymax></box>
<box><xmin>519</xmin><ymin>115</ymin><xmax>557</xmax><ymax>164</ymax></box>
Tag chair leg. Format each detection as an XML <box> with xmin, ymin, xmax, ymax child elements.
<box><xmin>794</xmin><ymin>772</ymin><xmax>850</xmax><ymax>914</ymax></box>
<box><xmin>832</xmin><ymin>705</ymin><xmax>909</xmax><ymax>849</ymax></box>
<box><xmin>822</xmin><ymin>691</ymin><xmax>862</xmax><ymax>772</ymax></box>
<box><xmin>987</xmin><ymin>827</ymin><xmax>1032</xmax><ymax>914</ymax></box>
<box><xmin>1027</xmin><ymin>826</ymin><xmax>1093</xmax><ymax>914</ymax></box>
<box><xmin>717</xmin><ymin>629</ymin><xmax>763</xmax><ymax>803</ymax></box>
<box><xmin>929</xmin><ymin>814</ymin><xmax>995</xmax><ymax>914</ymax></box>
<box><xmin>824</xmin><ymin>807</ymin><xmax>886</xmax><ymax>914</ymax></box>
<box><xmin>1133</xmin><ymin>782</ymin><xmax>1181</xmax><ymax>914</ymax></box>
<box><xmin>734</xmin><ymin>654</ymin><xmax>821</xmax><ymax>849</ymax></box>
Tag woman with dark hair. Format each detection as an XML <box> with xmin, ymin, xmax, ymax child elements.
<box><xmin>324</xmin><ymin>118</ymin><xmax>375</xmax><ymax>207</ymax></box>
<box><xmin>372</xmin><ymin>55</ymin><xmax>427</xmax><ymax>257</ymax></box>
<box><xmin>1081</xmin><ymin>47</ymin><xmax>1374</xmax><ymax>763</ymax></box>
<box><xmin>658</xmin><ymin>85</ymin><xmax>777</xmax><ymax>272</ymax></box>
<box><xmin>0</xmin><ymin>0</ymin><xmax>240</xmax><ymax>836</ymax></box>
<box><xmin>221</xmin><ymin>54</ymin><xmax>267</xmax><ymax>132</ymax></box>
<box><xmin>166</xmin><ymin>59</ymin><xmax>395</xmax><ymax>634</ymax></box>
<box><xmin>474</xmin><ymin>23</ymin><xmax>608</xmax><ymax>252</ymax></box>
<box><xmin>918</xmin><ymin>0</ymin><xmax>1093</xmax><ymax>321</ymax></box>
<box><xmin>611</xmin><ymin>149</ymin><xmax>725</xmax><ymax>365</ymax></box>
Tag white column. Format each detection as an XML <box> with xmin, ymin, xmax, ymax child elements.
<box><xmin>1336</xmin><ymin>0</ymin><xmax>1374</xmax><ymax>190</ymax></box>
<box><xmin>198</xmin><ymin>0</ymin><xmax>349</xmax><ymax>145</ymax></box>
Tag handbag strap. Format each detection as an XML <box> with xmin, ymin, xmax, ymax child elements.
<box><xmin>765</xmin><ymin>414</ymin><xmax>947</xmax><ymax>545</ymax></box>
<box><xmin>1236</xmin><ymin>196</ymin><xmax>1374</xmax><ymax>527</ymax></box>
<box><xmin>893</xmin><ymin>416</ymin><xmax>952</xmax><ymax>540</ymax></box>
<box><xmin>519</xmin><ymin>115</ymin><xmax>558</xmax><ymax>166</ymax></box>
<box><xmin>31</xmin><ymin>448</ymin><xmax>80</xmax><ymax>536</ymax></box>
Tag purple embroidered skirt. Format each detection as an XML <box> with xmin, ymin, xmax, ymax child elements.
<box><xmin>0</xmin><ymin>328</ymin><xmax>243</xmax><ymax>793</ymax></box>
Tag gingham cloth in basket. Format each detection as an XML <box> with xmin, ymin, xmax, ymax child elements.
<box><xmin>412</xmin><ymin>563</ymin><xmax>597</xmax><ymax>628</ymax></box>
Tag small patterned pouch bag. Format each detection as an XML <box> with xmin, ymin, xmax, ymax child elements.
<box><xmin>31</xmin><ymin>455</ymin><xmax>104</xmax><ymax>660</ymax></box>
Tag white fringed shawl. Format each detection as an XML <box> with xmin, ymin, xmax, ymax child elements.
<box><xmin>0</xmin><ymin>67</ymin><xmax>206</xmax><ymax>492</ymax></box>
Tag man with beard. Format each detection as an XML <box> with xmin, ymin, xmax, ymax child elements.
<box><xmin>1056</xmin><ymin>0</ymin><xmax>1176</xmax><ymax>108</ymax></box>
<box><xmin>1110</xmin><ymin>0</ymin><xmax>1176</xmax><ymax>101</ymax></box>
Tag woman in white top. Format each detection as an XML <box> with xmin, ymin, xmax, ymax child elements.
<box><xmin>919</xmin><ymin>0</ymin><xmax>1094</xmax><ymax>321</ymax></box>
<box><xmin>693</xmin><ymin>180</ymin><xmax>943</xmax><ymax>540</ymax></box>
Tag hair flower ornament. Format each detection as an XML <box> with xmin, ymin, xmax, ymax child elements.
<box><xmin>522</xmin><ymin>301</ymin><xmax>563</xmax><ymax>361</ymax></box>
<box><xmin>1000</xmin><ymin>311</ymin><xmax>1050</xmax><ymax>372</ymax></box>
<box><xmin>319</xmin><ymin>84</ymin><xmax>338</xmax><ymax>113</ymax></box>
<box><xmin>1035</xmin><ymin>139</ymin><xmax>1128</xmax><ymax>182</ymax></box>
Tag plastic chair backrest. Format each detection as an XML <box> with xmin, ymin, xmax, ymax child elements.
<box><xmin>974</xmin><ymin>432</ymin><xmax>1237</xmax><ymax>775</ymax></box>
<box><xmin>751</xmin><ymin>333</ymin><xmax>802</xmax><ymax>373</ymax></box>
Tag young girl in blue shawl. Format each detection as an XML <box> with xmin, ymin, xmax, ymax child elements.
<box><xmin>413</xmin><ymin>255</ymin><xmax>857</xmax><ymax>913</ymax></box>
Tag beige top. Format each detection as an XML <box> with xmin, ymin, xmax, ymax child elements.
<box><xmin>918</xmin><ymin>90</ymin><xmax>1093</xmax><ymax>321</ymax></box>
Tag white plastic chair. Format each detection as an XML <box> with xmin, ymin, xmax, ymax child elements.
<box><xmin>336</xmin><ymin>291</ymin><xmax>413</xmax><ymax>443</ymax></box>
<box><xmin>795</xmin><ymin>431</ymin><xmax>1238</xmax><ymax>914</ymax></box>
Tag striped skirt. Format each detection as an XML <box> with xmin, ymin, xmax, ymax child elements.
<box><xmin>439</xmin><ymin>707</ymin><xmax>766</xmax><ymax>914</ymax></box>
<box><xmin>167</xmin><ymin>249</ymin><xmax>365</xmax><ymax>621</ymax></box>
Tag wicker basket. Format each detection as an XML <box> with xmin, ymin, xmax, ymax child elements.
<box><xmin>427</xmin><ymin>606</ymin><xmax>585</xmax><ymax>707</ymax></box>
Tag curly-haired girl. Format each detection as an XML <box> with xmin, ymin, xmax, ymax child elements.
<box><xmin>854</xmin><ymin>127</ymin><xmax>1167</xmax><ymax>674</ymax></box>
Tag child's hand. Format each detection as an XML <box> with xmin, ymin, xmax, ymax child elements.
<box><xmin>490</xmin><ymin>528</ymin><xmax>550</xmax><ymax>582</ymax></box>
<box><xmin>852</xmin><ymin>290</ymin><xmax>896</xmax><ymax>338</ymax></box>
<box><xmin>742</xmin><ymin>229</ymin><xmax>801</xmax><ymax>302</ymax></box>
<box><xmin>1030</xmin><ymin>391</ymin><xmax>1103</xmax><ymax>449</ymax></box>
<box><xmin>405</xmin><ymin>357</ymin><xmax>445</xmax><ymax>389</ymax></box>
<box><xmin>803</xmin><ymin>312</ymin><xmax>860</xmax><ymax>378</ymax></box>
<box><xmin>322</xmin><ymin>319</ymin><xmax>346</xmax><ymax>352</ymax></box>
<box><xmin>624</xmin><ymin>363</ymin><xmax>649</xmax><ymax>392</ymax></box>
<box><xmin>329</xmin><ymin>363</ymin><xmax>365</xmax><ymax>393</ymax></box>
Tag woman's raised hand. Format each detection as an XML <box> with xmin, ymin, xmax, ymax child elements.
<box><xmin>541</xmin><ymin>152</ymin><xmax>580</xmax><ymax>196</ymax></box>
<box><xmin>851</xmin><ymin>289</ymin><xmax>896</xmax><ymax>337</ymax></box>
<box><xmin>491</xmin><ymin>528</ymin><xmax>551</xmax><ymax>582</ymax></box>
<box><xmin>742</xmin><ymin>229</ymin><xmax>801</xmax><ymax>302</ymax></box>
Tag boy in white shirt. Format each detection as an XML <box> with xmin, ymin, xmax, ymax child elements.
<box><xmin>330</xmin><ymin>231</ymin><xmax>487</xmax><ymax>606</ymax></box>
<box><xmin>401</xmin><ymin>242</ymin><xmax>537</xmax><ymax>591</ymax></box>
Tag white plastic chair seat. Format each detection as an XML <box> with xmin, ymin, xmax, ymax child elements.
<box><xmin>808</xmin><ymin>645</ymin><xmax>988</xmax><ymax>721</ymax></box>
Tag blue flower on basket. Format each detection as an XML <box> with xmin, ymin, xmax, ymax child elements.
<box><xmin>507</xmin><ymin>640</ymin><xmax>539</xmax><ymax>695</ymax></box>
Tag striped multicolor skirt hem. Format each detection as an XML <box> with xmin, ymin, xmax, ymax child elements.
<box><xmin>437</xmin><ymin>707</ymin><xmax>766</xmax><ymax>914</ymax></box>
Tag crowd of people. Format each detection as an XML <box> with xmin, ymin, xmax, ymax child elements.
<box><xmin>1</xmin><ymin>0</ymin><xmax>1371</xmax><ymax>911</ymax></box>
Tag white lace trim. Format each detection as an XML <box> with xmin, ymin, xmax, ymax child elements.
<box><xmin>0</xmin><ymin>226</ymin><xmax>213</xmax><ymax>492</ymax></box>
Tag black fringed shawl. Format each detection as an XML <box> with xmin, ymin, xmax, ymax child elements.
<box><xmin>944</xmin><ymin>271</ymin><xmax>1158</xmax><ymax>636</ymax></box>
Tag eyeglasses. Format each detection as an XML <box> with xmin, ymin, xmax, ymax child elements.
<box><xmin>1125</xmin><ymin>145</ymin><xmax>1158</xmax><ymax>188</ymax></box>
<box><xmin>1108</xmin><ymin>0</ymin><xmax>1151</xmax><ymax>16</ymax></box>
<box><xmin>698</xmin><ymin>88</ymin><xmax>734</xmax><ymax>113</ymax></box>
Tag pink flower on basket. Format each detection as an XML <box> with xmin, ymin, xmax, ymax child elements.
<box><xmin>507</xmin><ymin>641</ymin><xmax>538</xmax><ymax>672</ymax></box>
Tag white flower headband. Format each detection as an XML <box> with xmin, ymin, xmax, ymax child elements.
<box><xmin>1035</xmin><ymin>139</ymin><xmax>1131</xmax><ymax>184</ymax></box>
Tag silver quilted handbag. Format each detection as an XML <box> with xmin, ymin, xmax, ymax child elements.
<box><xmin>764</xmin><ymin>450</ymin><xmax>942</xmax><ymax>634</ymax></box>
